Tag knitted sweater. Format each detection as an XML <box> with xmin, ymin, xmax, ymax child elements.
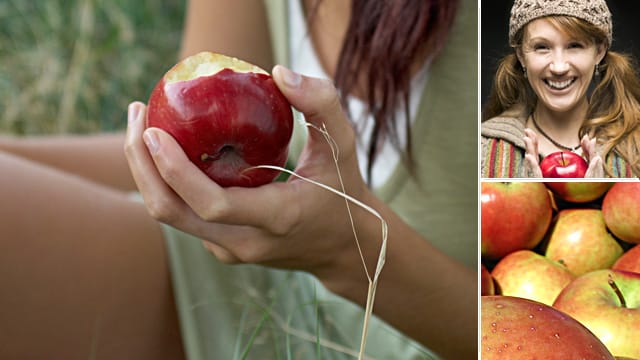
<box><xmin>481</xmin><ymin>108</ymin><xmax>636</xmax><ymax>178</ymax></box>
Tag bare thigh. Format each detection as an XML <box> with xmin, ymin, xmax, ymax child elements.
<box><xmin>0</xmin><ymin>151</ymin><xmax>184</xmax><ymax>359</ymax></box>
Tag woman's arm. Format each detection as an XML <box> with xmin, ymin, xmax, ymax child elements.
<box><xmin>125</xmin><ymin>67</ymin><xmax>477</xmax><ymax>358</ymax></box>
<box><xmin>0</xmin><ymin>133</ymin><xmax>136</xmax><ymax>191</ymax></box>
<box><xmin>179</xmin><ymin>0</ymin><xmax>274</xmax><ymax>70</ymax></box>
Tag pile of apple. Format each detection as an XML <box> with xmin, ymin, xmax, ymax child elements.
<box><xmin>481</xmin><ymin>181</ymin><xmax>640</xmax><ymax>359</ymax></box>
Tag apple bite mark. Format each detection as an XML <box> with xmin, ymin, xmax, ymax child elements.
<box><xmin>147</xmin><ymin>51</ymin><xmax>293</xmax><ymax>187</ymax></box>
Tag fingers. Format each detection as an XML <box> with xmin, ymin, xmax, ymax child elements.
<box><xmin>523</xmin><ymin>129</ymin><xmax>542</xmax><ymax>178</ymax></box>
<box><xmin>124</xmin><ymin>102</ymin><xmax>215</xmax><ymax>233</ymax></box>
<box><xmin>272</xmin><ymin>65</ymin><xmax>356</xmax><ymax>154</ymax></box>
<box><xmin>140</xmin><ymin>125</ymin><xmax>299</xmax><ymax>236</ymax></box>
<box><xmin>581</xmin><ymin>135</ymin><xmax>605</xmax><ymax>178</ymax></box>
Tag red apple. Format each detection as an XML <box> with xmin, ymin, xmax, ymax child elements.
<box><xmin>146</xmin><ymin>51</ymin><xmax>294</xmax><ymax>187</ymax></box>
<box><xmin>540</xmin><ymin>151</ymin><xmax>588</xmax><ymax>178</ymax></box>
<box><xmin>545</xmin><ymin>182</ymin><xmax>613</xmax><ymax>203</ymax></box>
<box><xmin>545</xmin><ymin>209</ymin><xmax>623</xmax><ymax>276</ymax></box>
<box><xmin>491</xmin><ymin>250</ymin><xmax>574</xmax><ymax>306</ymax></box>
<box><xmin>481</xmin><ymin>182</ymin><xmax>552</xmax><ymax>260</ymax></box>
<box><xmin>553</xmin><ymin>270</ymin><xmax>640</xmax><ymax>358</ymax></box>
<box><xmin>613</xmin><ymin>245</ymin><xmax>640</xmax><ymax>274</ymax></box>
<box><xmin>481</xmin><ymin>296</ymin><xmax>614</xmax><ymax>359</ymax></box>
<box><xmin>602</xmin><ymin>182</ymin><xmax>640</xmax><ymax>244</ymax></box>
<box><xmin>481</xmin><ymin>264</ymin><xmax>495</xmax><ymax>296</ymax></box>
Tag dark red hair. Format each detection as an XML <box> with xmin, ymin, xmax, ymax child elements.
<box><xmin>328</xmin><ymin>0</ymin><xmax>460</xmax><ymax>182</ymax></box>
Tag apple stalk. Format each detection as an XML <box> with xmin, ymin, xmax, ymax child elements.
<box><xmin>609</xmin><ymin>274</ymin><xmax>627</xmax><ymax>308</ymax></box>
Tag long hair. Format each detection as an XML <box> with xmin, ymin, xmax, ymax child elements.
<box><xmin>310</xmin><ymin>0</ymin><xmax>460</xmax><ymax>182</ymax></box>
<box><xmin>483</xmin><ymin>16</ymin><xmax>640</xmax><ymax>176</ymax></box>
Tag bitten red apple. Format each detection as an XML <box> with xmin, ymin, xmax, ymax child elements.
<box><xmin>545</xmin><ymin>209</ymin><xmax>623</xmax><ymax>276</ymax></box>
<box><xmin>491</xmin><ymin>249</ymin><xmax>574</xmax><ymax>306</ymax></box>
<box><xmin>481</xmin><ymin>182</ymin><xmax>552</xmax><ymax>260</ymax></box>
<box><xmin>602</xmin><ymin>182</ymin><xmax>640</xmax><ymax>244</ymax></box>
<box><xmin>553</xmin><ymin>270</ymin><xmax>640</xmax><ymax>358</ymax></box>
<box><xmin>481</xmin><ymin>296</ymin><xmax>614</xmax><ymax>359</ymax></box>
<box><xmin>146</xmin><ymin>51</ymin><xmax>294</xmax><ymax>187</ymax></box>
<box><xmin>539</xmin><ymin>151</ymin><xmax>588</xmax><ymax>178</ymax></box>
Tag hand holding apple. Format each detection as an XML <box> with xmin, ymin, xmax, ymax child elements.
<box><xmin>146</xmin><ymin>52</ymin><xmax>294</xmax><ymax>187</ymax></box>
<box><xmin>126</xmin><ymin>64</ymin><xmax>383</xmax><ymax>293</ymax></box>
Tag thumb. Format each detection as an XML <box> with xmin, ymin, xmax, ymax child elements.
<box><xmin>271</xmin><ymin>65</ymin><xmax>354</xmax><ymax>147</ymax></box>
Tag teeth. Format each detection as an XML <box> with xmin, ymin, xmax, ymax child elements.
<box><xmin>547</xmin><ymin>79</ymin><xmax>574</xmax><ymax>90</ymax></box>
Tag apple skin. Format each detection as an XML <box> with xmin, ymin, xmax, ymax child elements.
<box><xmin>491</xmin><ymin>249</ymin><xmax>574</xmax><ymax>306</ymax></box>
<box><xmin>147</xmin><ymin>52</ymin><xmax>294</xmax><ymax>187</ymax></box>
<box><xmin>545</xmin><ymin>182</ymin><xmax>613</xmax><ymax>204</ymax></box>
<box><xmin>602</xmin><ymin>182</ymin><xmax>640</xmax><ymax>244</ymax></box>
<box><xmin>481</xmin><ymin>264</ymin><xmax>495</xmax><ymax>296</ymax></box>
<box><xmin>481</xmin><ymin>182</ymin><xmax>552</xmax><ymax>260</ymax></box>
<box><xmin>540</xmin><ymin>151</ymin><xmax>588</xmax><ymax>178</ymax></box>
<box><xmin>481</xmin><ymin>295</ymin><xmax>614</xmax><ymax>359</ymax></box>
<box><xmin>545</xmin><ymin>209</ymin><xmax>623</xmax><ymax>276</ymax></box>
<box><xmin>613</xmin><ymin>244</ymin><xmax>640</xmax><ymax>274</ymax></box>
<box><xmin>553</xmin><ymin>270</ymin><xmax>640</xmax><ymax>358</ymax></box>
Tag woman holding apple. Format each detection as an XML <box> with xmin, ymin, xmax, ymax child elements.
<box><xmin>481</xmin><ymin>0</ymin><xmax>640</xmax><ymax>178</ymax></box>
<box><xmin>0</xmin><ymin>0</ymin><xmax>477</xmax><ymax>358</ymax></box>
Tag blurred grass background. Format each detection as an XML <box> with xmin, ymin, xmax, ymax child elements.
<box><xmin>0</xmin><ymin>0</ymin><xmax>185</xmax><ymax>135</ymax></box>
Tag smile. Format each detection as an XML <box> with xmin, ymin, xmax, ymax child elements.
<box><xmin>545</xmin><ymin>78</ymin><xmax>576</xmax><ymax>90</ymax></box>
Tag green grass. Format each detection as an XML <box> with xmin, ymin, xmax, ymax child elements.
<box><xmin>0</xmin><ymin>0</ymin><xmax>185</xmax><ymax>135</ymax></box>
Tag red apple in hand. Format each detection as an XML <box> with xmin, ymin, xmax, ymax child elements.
<box><xmin>481</xmin><ymin>182</ymin><xmax>552</xmax><ymax>260</ymax></box>
<box><xmin>481</xmin><ymin>296</ymin><xmax>614</xmax><ymax>359</ymax></box>
<box><xmin>146</xmin><ymin>51</ymin><xmax>294</xmax><ymax>187</ymax></box>
<box><xmin>545</xmin><ymin>209</ymin><xmax>623</xmax><ymax>276</ymax></box>
<box><xmin>540</xmin><ymin>151</ymin><xmax>588</xmax><ymax>178</ymax></box>
<box><xmin>491</xmin><ymin>250</ymin><xmax>574</xmax><ymax>305</ymax></box>
<box><xmin>553</xmin><ymin>270</ymin><xmax>640</xmax><ymax>358</ymax></box>
<box><xmin>602</xmin><ymin>182</ymin><xmax>640</xmax><ymax>244</ymax></box>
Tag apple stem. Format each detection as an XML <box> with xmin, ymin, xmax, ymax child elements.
<box><xmin>608</xmin><ymin>274</ymin><xmax>627</xmax><ymax>308</ymax></box>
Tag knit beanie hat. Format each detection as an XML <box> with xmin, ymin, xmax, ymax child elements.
<box><xmin>509</xmin><ymin>0</ymin><xmax>612</xmax><ymax>47</ymax></box>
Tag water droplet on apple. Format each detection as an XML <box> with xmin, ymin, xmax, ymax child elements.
<box><xmin>554</xmin><ymin>333</ymin><xmax>560</xmax><ymax>339</ymax></box>
<box><xmin>528</xmin><ymin>314</ymin><xmax>534</xmax><ymax>319</ymax></box>
<box><xmin>495</xmin><ymin>304</ymin><xmax>505</xmax><ymax>309</ymax></box>
<box><xmin>517</xmin><ymin>345</ymin><xmax>523</xmax><ymax>351</ymax></box>
<box><xmin>491</xmin><ymin>322</ymin><xmax>497</xmax><ymax>327</ymax></box>
<box><xmin>530</xmin><ymin>326</ymin><xmax>536</xmax><ymax>332</ymax></box>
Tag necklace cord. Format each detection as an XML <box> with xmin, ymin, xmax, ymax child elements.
<box><xmin>530</xmin><ymin>113</ymin><xmax>581</xmax><ymax>152</ymax></box>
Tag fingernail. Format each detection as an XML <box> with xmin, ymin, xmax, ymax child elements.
<box><xmin>278</xmin><ymin>65</ymin><xmax>302</xmax><ymax>88</ymax></box>
<box><xmin>128</xmin><ymin>102</ymin><xmax>142</xmax><ymax>124</ymax></box>
<box><xmin>143</xmin><ymin>130</ymin><xmax>159</xmax><ymax>155</ymax></box>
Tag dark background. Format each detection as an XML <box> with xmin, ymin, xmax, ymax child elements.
<box><xmin>481</xmin><ymin>1</ymin><xmax>640</xmax><ymax>107</ymax></box>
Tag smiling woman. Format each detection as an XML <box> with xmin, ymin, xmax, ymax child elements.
<box><xmin>480</xmin><ymin>0</ymin><xmax>640</xmax><ymax>178</ymax></box>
